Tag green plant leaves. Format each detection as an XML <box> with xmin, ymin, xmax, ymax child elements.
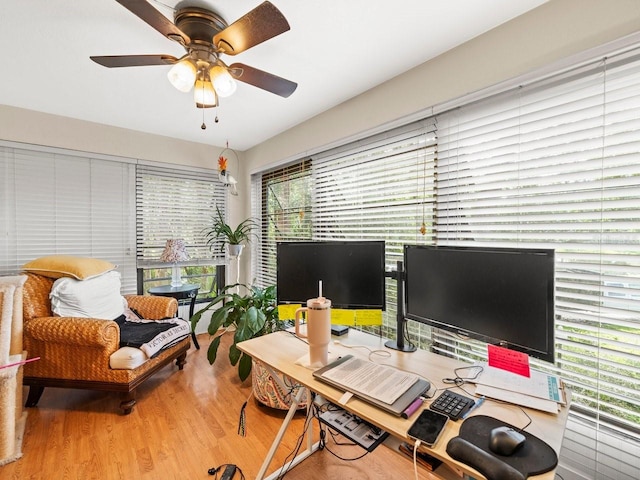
<box><xmin>203</xmin><ymin>206</ymin><xmax>259</xmax><ymax>252</ymax></box>
<box><xmin>238</xmin><ymin>353</ymin><xmax>253</xmax><ymax>382</ymax></box>
<box><xmin>207</xmin><ymin>335</ymin><xmax>222</xmax><ymax>365</ymax></box>
<box><xmin>193</xmin><ymin>282</ymin><xmax>280</xmax><ymax>381</ymax></box>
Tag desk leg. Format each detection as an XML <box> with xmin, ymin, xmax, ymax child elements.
<box><xmin>256</xmin><ymin>386</ymin><xmax>319</xmax><ymax>480</ymax></box>
<box><xmin>188</xmin><ymin>294</ymin><xmax>200</xmax><ymax>350</ymax></box>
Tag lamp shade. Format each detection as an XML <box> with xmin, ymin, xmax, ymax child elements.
<box><xmin>167</xmin><ymin>59</ymin><xmax>197</xmax><ymax>93</ymax></box>
<box><xmin>160</xmin><ymin>239</ymin><xmax>189</xmax><ymax>263</ymax></box>
<box><xmin>210</xmin><ymin>65</ymin><xmax>237</xmax><ymax>98</ymax></box>
<box><xmin>194</xmin><ymin>79</ymin><xmax>218</xmax><ymax>108</ymax></box>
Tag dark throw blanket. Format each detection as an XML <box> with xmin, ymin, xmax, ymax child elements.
<box><xmin>114</xmin><ymin>315</ymin><xmax>190</xmax><ymax>358</ymax></box>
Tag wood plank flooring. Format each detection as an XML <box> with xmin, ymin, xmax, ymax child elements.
<box><xmin>1</xmin><ymin>333</ymin><xmax>437</xmax><ymax>480</ymax></box>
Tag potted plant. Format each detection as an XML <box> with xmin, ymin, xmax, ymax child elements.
<box><xmin>191</xmin><ymin>283</ymin><xmax>306</xmax><ymax>410</ymax></box>
<box><xmin>190</xmin><ymin>282</ymin><xmax>281</xmax><ymax>381</ymax></box>
<box><xmin>203</xmin><ymin>206</ymin><xmax>258</xmax><ymax>257</ymax></box>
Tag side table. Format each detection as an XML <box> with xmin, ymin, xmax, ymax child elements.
<box><xmin>148</xmin><ymin>283</ymin><xmax>200</xmax><ymax>350</ymax></box>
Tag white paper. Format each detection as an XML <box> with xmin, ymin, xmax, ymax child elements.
<box><xmin>320</xmin><ymin>356</ymin><xmax>418</xmax><ymax>405</ymax></box>
<box><xmin>475</xmin><ymin>384</ymin><xmax>559</xmax><ymax>414</ymax></box>
<box><xmin>474</xmin><ymin>363</ymin><xmax>565</xmax><ymax>404</ymax></box>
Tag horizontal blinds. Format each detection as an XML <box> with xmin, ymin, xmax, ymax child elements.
<box><xmin>436</xmin><ymin>52</ymin><xmax>640</xmax><ymax>430</ymax></box>
<box><xmin>136</xmin><ymin>164</ymin><xmax>224</xmax><ymax>266</ymax></box>
<box><xmin>251</xmin><ymin>119</ymin><xmax>438</xmax><ymax>341</ymax></box>
<box><xmin>252</xmin><ymin>159</ymin><xmax>312</xmax><ymax>288</ymax></box>
<box><xmin>312</xmin><ymin>119</ymin><xmax>438</xmax><ymax>264</ymax></box>
<box><xmin>0</xmin><ymin>146</ymin><xmax>137</xmax><ymax>292</ymax></box>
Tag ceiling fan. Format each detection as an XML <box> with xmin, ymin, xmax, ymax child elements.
<box><xmin>91</xmin><ymin>0</ymin><xmax>297</xmax><ymax>110</ymax></box>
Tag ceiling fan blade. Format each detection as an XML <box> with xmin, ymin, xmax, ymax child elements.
<box><xmin>116</xmin><ymin>0</ymin><xmax>190</xmax><ymax>44</ymax></box>
<box><xmin>213</xmin><ymin>1</ymin><xmax>290</xmax><ymax>55</ymax></box>
<box><xmin>90</xmin><ymin>54</ymin><xmax>178</xmax><ymax>68</ymax></box>
<box><xmin>229</xmin><ymin>63</ymin><xmax>297</xmax><ymax>98</ymax></box>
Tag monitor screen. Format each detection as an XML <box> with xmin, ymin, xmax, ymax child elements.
<box><xmin>276</xmin><ymin>241</ymin><xmax>386</xmax><ymax>310</ymax></box>
<box><xmin>404</xmin><ymin>245</ymin><xmax>555</xmax><ymax>363</ymax></box>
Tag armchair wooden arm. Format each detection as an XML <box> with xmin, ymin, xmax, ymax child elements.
<box><xmin>124</xmin><ymin>294</ymin><xmax>178</xmax><ymax>320</ymax></box>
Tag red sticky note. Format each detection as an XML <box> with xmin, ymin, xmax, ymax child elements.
<box><xmin>487</xmin><ymin>344</ymin><xmax>530</xmax><ymax>377</ymax></box>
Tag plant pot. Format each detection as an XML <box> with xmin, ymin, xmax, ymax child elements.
<box><xmin>227</xmin><ymin>244</ymin><xmax>244</xmax><ymax>257</ymax></box>
<box><xmin>251</xmin><ymin>359</ymin><xmax>307</xmax><ymax>410</ymax></box>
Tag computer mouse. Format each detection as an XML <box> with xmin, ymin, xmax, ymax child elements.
<box><xmin>488</xmin><ymin>426</ymin><xmax>526</xmax><ymax>456</ymax></box>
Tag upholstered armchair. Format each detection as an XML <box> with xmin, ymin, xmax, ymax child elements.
<box><xmin>22</xmin><ymin>272</ymin><xmax>190</xmax><ymax>414</ymax></box>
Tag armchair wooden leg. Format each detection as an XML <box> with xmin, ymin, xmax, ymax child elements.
<box><xmin>25</xmin><ymin>385</ymin><xmax>45</xmax><ymax>407</ymax></box>
<box><xmin>120</xmin><ymin>391</ymin><xmax>136</xmax><ymax>415</ymax></box>
<box><xmin>176</xmin><ymin>352</ymin><xmax>187</xmax><ymax>370</ymax></box>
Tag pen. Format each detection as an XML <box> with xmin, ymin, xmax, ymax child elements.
<box><xmin>462</xmin><ymin>396</ymin><xmax>485</xmax><ymax>419</ymax></box>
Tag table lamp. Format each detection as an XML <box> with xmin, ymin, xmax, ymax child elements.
<box><xmin>160</xmin><ymin>239</ymin><xmax>189</xmax><ymax>287</ymax></box>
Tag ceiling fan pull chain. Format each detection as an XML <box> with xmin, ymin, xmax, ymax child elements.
<box><xmin>201</xmin><ymin>79</ymin><xmax>207</xmax><ymax>129</ymax></box>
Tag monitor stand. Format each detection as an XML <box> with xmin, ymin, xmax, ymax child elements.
<box><xmin>385</xmin><ymin>261</ymin><xmax>416</xmax><ymax>352</ymax></box>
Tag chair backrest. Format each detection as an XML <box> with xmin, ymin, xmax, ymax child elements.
<box><xmin>22</xmin><ymin>273</ymin><xmax>55</xmax><ymax>323</ymax></box>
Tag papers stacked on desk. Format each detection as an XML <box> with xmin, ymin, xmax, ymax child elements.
<box><xmin>319</xmin><ymin>355</ymin><xmax>418</xmax><ymax>405</ymax></box>
<box><xmin>472</xmin><ymin>363</ymin><xmax>566</xmax><ymax>414</ymax></box>
<box><xmin>313</xmin><ymin>355</ymin><xmax>431</xmax><ymax>416</ymax></box>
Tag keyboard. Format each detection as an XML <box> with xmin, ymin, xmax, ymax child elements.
<box><xmin>429</xmin><ymin>390</ymin><xmax>474</xmax><ymax>421</ymax></box>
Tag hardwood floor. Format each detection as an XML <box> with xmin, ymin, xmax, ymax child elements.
<box><xmin>2</xmin><ymin>333</ymin><xmax>436</xmax><ymax>480</ymax></box>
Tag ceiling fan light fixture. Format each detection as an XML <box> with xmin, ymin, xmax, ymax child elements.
<box><xmin>210</xmin><ymin>65</ymin><xmax>237</xmax><ymax>98</ymax></box>
<box><xmin>194</xmin><ymin>78</ymin><xmax>218</xmax><ymax>108</ymax></box>
<box><xmin>168</xmin><ymin>58</ymin><xmax>197</xmax><ymax>92</ymax></box>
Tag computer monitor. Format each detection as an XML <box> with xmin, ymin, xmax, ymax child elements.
<box><xmin>276</xmin><ymin>240</ymin><xmax>386</xmax><ymax>310</ymax></box>
<box><xmin>403</xmin><ymin>244</ymin><xmax>555</xmax><ymax>363</ymax></box>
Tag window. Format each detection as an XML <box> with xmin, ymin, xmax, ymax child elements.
<box><xmin>435</xmin><ymin>52</ymin><xmax>640</xmax><ymax>433</ymax></box>
<box><xmin>251</xmin><ymin>47</ymin><xmax>640</xmax><ymax>440</ymax></box>
<box><xmin>136</xmin><ymin>163</ymin><xmax>225</xmax><ymax>298</ymax></box>
<box><xmin>0</xmin><ymin>146</ymin><xmax>225</xmax><ymax>298</ymax></box>
<box><xmin>0</xmin><ymin>143</ymin><xmax>136</xmax><ymax>291</ymax></box>
<box><xmin>252</xmin><ymin>159</ymin><xmax>313</xmax><ymax>287</ymax></box>
<box><xmin>252</xmin><ymin>119</ymin><xmax>438</xmax><ymax>339</ymax></box>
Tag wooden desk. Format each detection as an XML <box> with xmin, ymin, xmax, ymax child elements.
<box><xmin>238</xmin><ymin>329</ymin><xmax>570</xmax><ymax>480</ymax></box>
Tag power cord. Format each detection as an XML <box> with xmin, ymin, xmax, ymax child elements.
<box><xmin>207</xmin><ymin>464</ymin><xmax>246</xmax><ymax>479</ymax></box>
<box><xmin>413</xmin><ymin>439</ymin><xmax>421</xmax><ymax>480</ymax></box>
<box><xmin>442</xmin><ymin>365</ymin><xmax>484</xmax><ymax>387</ymax></box>
<box><xmin>332</xmin><ymin>340</ymin><xmax>391</xmax><ymax>361</ymax></box>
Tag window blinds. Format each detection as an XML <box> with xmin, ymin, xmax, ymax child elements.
<box><xmin>0</xmin><ymin>144</ymin><xmax>137</xmax><ymax>292</ymax></box>
<box><xmin>252</xmin><ymin>119</ymin><xmax>437</xmax><ymax>337</ymax></box>
<box><xmin>312</xmin><ymin>119</ymin><xmax>437</xmax><ymax>254</ymax></box>
<box><xmin>250</xmin><ymin>47</ymin><xmax>640</xmax><ymax>435</ymax></box>
<box><xmin>136</xmin><ymin>163</ymin><xmax>225</xmax><ymax>267</ymax></box>
<box><xmin>436</xmin><ymin>52</ymin><xmax>640</xmax><ymax>431</ymax></box>
<box><xmin>251</xmin><ymin>159</ymin><xmax>313</xmax><ymax>288</ymax></box>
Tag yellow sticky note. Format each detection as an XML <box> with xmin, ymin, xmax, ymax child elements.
<box><xmin>278</xmin><ymin>304</ymin><xmax>301</xmax><ymax>321</ymax></box>
<box><xmin>331</xmin><ymin>309</ymin><xmax>355</xmax><ymax>325</ymax></box>
<box><xmin>354</xmin><ymin>309</ymin><xmax>383</xmax><ymax>326</ymax></box>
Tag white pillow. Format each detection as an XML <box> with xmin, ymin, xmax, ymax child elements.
<box><xmin>110</xmin><ymin>346</ymin><xmax>148</xmax><ymax>369</ymax></box>
<box><xmin>50</xmin><ymin>270</ymin><xmax>124</xmax><ymax>320</ymax></box>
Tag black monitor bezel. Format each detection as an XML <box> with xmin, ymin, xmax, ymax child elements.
<box><xmin>403</xmin><ymin>244</ymin><xmax>555</xmax><ymax>363</ymax></box>
<box><xmin>276</xmin><ymin>240</ymin><xmax>386</xmax><ymax>310</ymax></box>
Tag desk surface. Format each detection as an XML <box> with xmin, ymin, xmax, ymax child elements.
<box><xmin>238</xmin><ymin>329</ymin><xmax>570</xmax><ymax>480</ymax></box>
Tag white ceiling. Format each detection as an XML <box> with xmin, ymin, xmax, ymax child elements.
<box><xmin>0</xmin><ymin>0</ymin><xmax>547</xmax><ymax>151</ymax></box>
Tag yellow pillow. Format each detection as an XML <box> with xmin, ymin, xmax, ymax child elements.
<box><xmin>22</xmin><ymin>255</ymin><xmax>116</xmax><ymax>280</ymax></box>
